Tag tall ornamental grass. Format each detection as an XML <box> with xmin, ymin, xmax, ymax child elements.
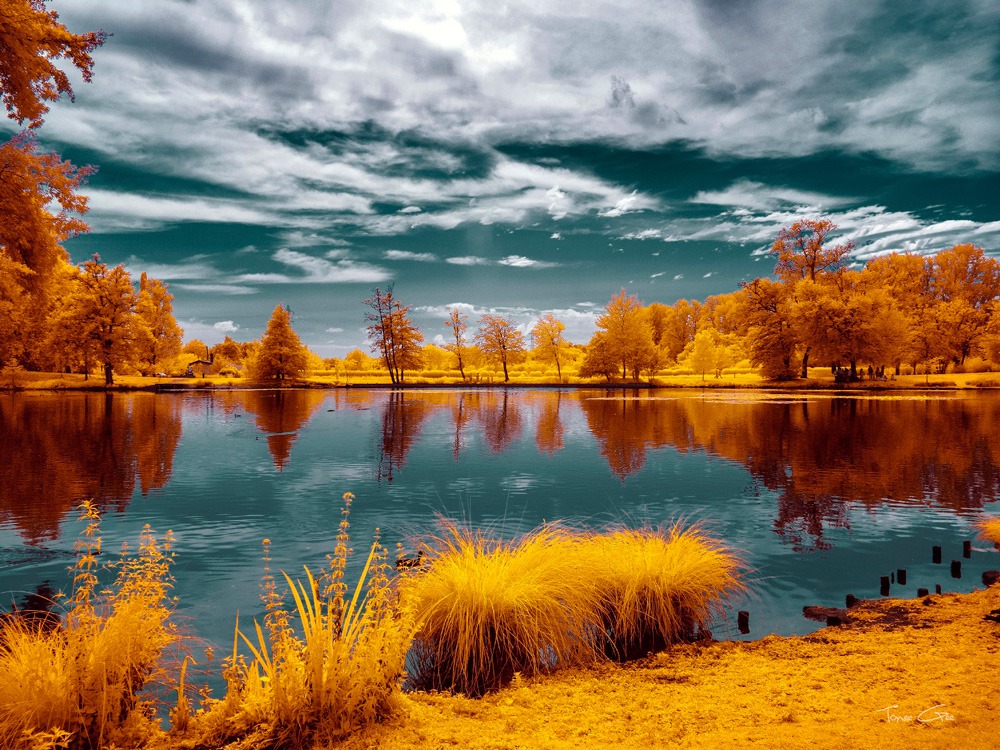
<box><xmin>979</xmin><ymin>517</ymin><xmax>1000</xmax><ymax>546</ymax></box>
<box><xmin>588</xmin><ymin>525</ymin><xmax>743</xmax><ymax>660</ymax></box>
<box><xmin>0</xmin><ymin>502</ymin><xmax>177</xmax><ymax>750</ymax></box>
<box><xmin>402</xmin><ymin>523</ymin><xmax>604</xmax><ymax>696</ymax></box>
<box><xmin>402</xmin><ymin>521</ymin><xmax>743</xmax><ymax>695</ymax></box>
<box><xmin>178</xmin><ymin>494</ymin><xmax>417</xmax><ymax>749</ymax></box>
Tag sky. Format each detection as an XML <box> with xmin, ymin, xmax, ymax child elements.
<box><xmin>12</xmin><ymin>0</ymin><xmax>1000</xmax><ymax>356</ymax></box>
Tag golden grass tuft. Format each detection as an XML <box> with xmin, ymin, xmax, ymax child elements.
<box><xmin>0</xmin><ymin>502</ymin><xmax>177</xmax><ymax>750</ymax></box>
<box><xmin>402</xmin><ymin>522</ymin><xmax>605</xmax><ymax>696</ymax></box>
<box><xmin>401</xmin><ymin>521</ymin><xmax>742</xmax><ymax>695</ymax></box>
<box><xmin>586</xmin><ymin>524</ymin><xmax>744</xmax><ymax>660</ymax></box>
<box><xmin>978</xmin><ymin>517</ymin><xmax>1000</xmax><ymax>546</ymax></box>
<box><xmin>179</xmin><ymin>493</ymin><xmax>417</xmax><ymax>749</ymax></box>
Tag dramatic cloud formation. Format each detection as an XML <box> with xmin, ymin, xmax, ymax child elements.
<box><xmin>19</xmin><ymin>0</ymin><xmax>997</xmax><ymax>354</ymax></box>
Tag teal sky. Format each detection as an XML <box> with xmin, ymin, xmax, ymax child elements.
<box><xmin>12</xmin><ymin>0</ymin><xmax>1000</xmax><ymax>356</ymax></box>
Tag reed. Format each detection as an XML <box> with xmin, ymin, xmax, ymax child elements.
<box><xmin>180</xmin><ymin>494</ymin><xmax>416</xmax><ymax>749</ymax></box>
<box><xmin>402</xmin><ymin>522</ymin><xmax>605</xmax><ymax>696</ymax></box>
<box><xmin>0</xmin><ymin>502</ymin><xmax>177</xmax><ymax>750</ymax></box>
<box><xmin>979</xmin><ymin>517</ymin><xmax>1000</xmax><ymax>546</ymax></box>
<box><xmin>584</xmin><ymin>524</ymin><xmax>744</xmax><ymax>660</ymax></box>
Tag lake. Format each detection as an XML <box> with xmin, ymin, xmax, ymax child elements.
<box><xmin>2</xmin><ymin>388</ymin><xmax>999</xmax><ymax>661</ymax></box>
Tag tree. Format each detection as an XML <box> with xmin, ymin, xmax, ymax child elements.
<box><xmin>594</xmin><ymin>289</ymin><xmax>656</xmax><ymax>379</ymax></box>
<box><xmin>253</xmin><ymin>304</ymin><xmax>308</xmax><ymax>382</ymax></box>
<box><xmin>680</xmin><ymin>328</ymin><xmax>742</xmax><ymax>380</ymax></box>
<box><xmin>791</xmin><ymin>270</ymin><xmax>906</xmax><ymax>379</ymax></box>
<box><xmin>931</xmin><ymin>244</ymin><xmax>1000</xmax><ymax>364</ymax></box>
<box><xmin>364</xmin><ymin>286</ymin><xmax>423</xmax><ymax>384</ymax></box>
<box><xmin>0</xmin><ymin>132</ymin><xmax>94</xmax><ymax>293</ymax></box>
<box><xmin>134</xmin><ymin>273</ymin><xmax>183</xmax><ymax>375</ymax></box>
<box><xmin>771</xmin><ymin>219</ymin><xmax>854</xmax><ymax>283</ymax></box>
<box><xmin>737</xmin><ymin>278</ymin><xmax>799</xmax><ymax>380</ymax></box>
<box><xmin>531</xmin><ymin>313</ymin><xmax>568</xmax><ymax>379</ymax></box>
<box><xmin>474</xmin><ymin>313</ymin><xmax>525</xmax><ymax>382</ymax></box>
<box><xmin>0</xmin><ymin>0</ymin><xmax>106</xmax><ymax>128</ymax></box>
<box><xmin>444</xmin><ymin>307</ymin><xmax>469</xmax><ymax>381</ymax></box>
<box><xmin>578</xmin><ymin>332</ymin><xmax>618</xmax><ymax>381</ymax></box>
<box><xmin>72</xmin><ymin>255</ymin><xmax>138</xmax><ymax>385</ymax></box>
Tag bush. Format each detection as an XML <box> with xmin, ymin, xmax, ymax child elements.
<box><xmin>179</xmin><ymin>494</ymin><xmax>415</xmax><ymax>749</ymax></box>
<box><xmin>964</xmin><ymin>357</ymin><xmax>993</xmax><ymax>373</ymax></box>
<box><xmin>586</xmin><ymin>525</ymin><xmax>743</xmax><ymax>660</ymax></box>
<box><xmin>0</xmin><ymin>503</ymin><xmax>176</xmax><ymax>750</ymax></box>
<box><xmin>402</xmin><ymin>523</ymin><xmax>602</xmax><ymax>696</ymax></box>
<box><xmin>979</xmin><ymin>518</ymin><xmax>1000</xmax><ymax>546</ymax></box>
<box><xmin>401</xmin><ymin>521</ymin><xmax>743</xmax><ymax>695</ymax></box>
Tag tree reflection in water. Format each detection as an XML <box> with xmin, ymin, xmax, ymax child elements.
<box><xmin>0</xmin><ymin>394</ymin><xmax>182</xmax><ymax>542</ymax></box>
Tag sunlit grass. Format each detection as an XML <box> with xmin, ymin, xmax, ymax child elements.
<box><xmin>177</xmin><ymin>494</ymin><xmax>417</xmax><ymax>749</ymax></box>
<box><xmin>0</xmin><ymin>502</ymin><xmax>176</xmax><ymax>750</ymax></box>
<box><xmin>402</xmin><ymin>522</ymin><xmax>604</xmax><ymax>696</ymax></box>
<box><xmin>978</xmin><ymin>517</ymin><xmax>1000</xmax><ymax>546</ymax></box>
<box><xmin>586</xmin><ymin>525</ymin><xmax>744</xmax><ymax>660</ymax></box>
<box><xmin>401</xmin><ymin>521</ymin><xmax>743</xmax><ymax>695</ymax></box>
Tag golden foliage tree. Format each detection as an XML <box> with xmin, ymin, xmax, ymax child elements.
<box><xmin>593</xmin><ymin>289</ymin><xmax>658</xmax><ymax>380</ymax></box>
<box><xmin>0</xmin><ymin>0</ymin><xmax>106</xmax><ymax>127</ymax></box>
<box><xmin>253</xmin><ymin>304</ymin><xmax>309</xmax><ymax>382</ymax></box>
<box><xmin>531</xmin><ymin>312</ymin><xmax>568</xmax><ymax>379</ymax></box>
<box><xmin>474</xmin><ymin>313</ymin><xmax>525</xmax><ymax>382</ymax></box>
<box><xmin>770</xmin><ymin>219</ymin><xmax>854</xmax><ymax>283</ymax></box>
<box><xmin>364</xmin><ymin>286</ymin><xmax>423</xmax><ymax>384</ymax></box>
<box><xmin>134</xmin><ymin>273</ymin><xmax>183</xmax><ymax>375</ymax></box>
<box><xmin>72</xmin><ymin>255</ymin><xmax>139</xmax><ymax>386</ymax></box>
<box><xmin>444</xmin><ymin>307</ymin><xmax>469</xmax><ymax>381</ymax></box>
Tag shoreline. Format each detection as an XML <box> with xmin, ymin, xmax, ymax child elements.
<box><xmin>4</xmin><ymin>372</ymin><xmax>1000</xmax><ymax>394</ymax></box>
<box><xmin>335</xmin><ymin>584</ymin><xmax>1000</xmax><ymax>749</ymax></box>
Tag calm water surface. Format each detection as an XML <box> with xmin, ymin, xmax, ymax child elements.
<box><xmin>2</xmin><ymin>388</ymin><xmax>999</xmax><ymax>657</ymax></box>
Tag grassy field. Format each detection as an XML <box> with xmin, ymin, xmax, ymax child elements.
<box><xmin>6</xmin><ymin>367</ymin><xmax>1000</xmax><ymax>391</ymax></box>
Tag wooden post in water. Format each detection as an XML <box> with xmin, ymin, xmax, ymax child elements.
<box><xmin>963</xmin><ymin>540</ymin><xmax>972</xmax><ymax>558</ymax></box>
<box><xmin>880</xmin><ymin>576</ymin><xmax>890</xmax><ymax>596</ymax></box>
<box><xmin>951</xmin><ymin>560</ymin><xmax>962</xmax><ymax>578</ymax></box>
<box><xmin>935</xmin><ymin>584</ymin><xmax>942</xmax><ymax>594</ymax></box>
<box><xmin>737</xmin><ymin>610</ymin><xmax>750</xmax><ymax>634</ymax></box>
<box><xmin>917</xmin><ymin>588</ymin><xmax>929</xmax><ymax>597</ymax></box>
<box><xmin>897</xmin><ymin>569</ymin><xmax>907</xmax><ymax>585</ymax></box>
<box><xmin>932</xmin><ymin>546</ymin><xmax>942</xmax><ymax>564</ymax></box>
<box><xmin>845</xmin><ymin>594</ymin><xmax>859</xmax><ymax>608</ymax></box>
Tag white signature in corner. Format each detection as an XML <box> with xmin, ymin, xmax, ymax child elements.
<box><xmin>876</xmin><ymin>704</ymin><xmax>955</xmax><ymax>724</ymax></box>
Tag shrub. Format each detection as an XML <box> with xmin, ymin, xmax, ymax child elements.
<box><xmin>180</xmin><ymin>494</ymin><xmax>416</xmax><ymax>749</ymax></box>
<box><xmin>401</xmin><ymin>521</ymin><xmax>743</xmax><ymax>694</ymax></box>
<box><xmin>585</xmin><ymin>525</ymin><xmax>743</xmax><ymax>660</ymax></box>
<box><xmin>979</xmin><ymin>517</ymin><xmax>1000</xmax><ymax>546</ymax></box>
<box><xmin>0</xmin><ymin>502</ymin><xmax>176</xmax><ymax>750</ymax></box>
<box><xmin>402</xmin><ymin>523</ymin><xmax>604</xmax><ymax>696</ymax></box>
<box><xmin>964</xmin><ymin>357</ymin><xmax>993</xmax><ymax>373</ymax></box>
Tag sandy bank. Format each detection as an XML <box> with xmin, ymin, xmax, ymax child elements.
<box><xmin>338</xmin><ymin>585</ymin><xmax>1000</xmax><ymax>749</ymax></box>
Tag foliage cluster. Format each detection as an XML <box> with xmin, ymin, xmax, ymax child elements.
<box><xmin>0</xmin><ymin>502</ymin><xmax>176</xmax><ymax>750</ymax></box>
<box><xmin>403</xmin><ymin>521</ymin><xmax>743</xmax><ymax>696</ymax></box>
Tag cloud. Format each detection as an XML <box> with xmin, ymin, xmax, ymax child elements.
<box><xmin>213</xmin><ymin>320</ymin><xmax>239</xmax><ymax>332</ymax></box>
<box><xmin>690</xmin><ymin>180</ymin><xmax>855</xmax><ymax>211</ymax></box>
<box><xmin>326</xmin><ymin>326</ymin><xmax>345</xmax><ymax>333</ymax></box>
<box><xmin>497</xmin><ymin>255</ymin><xmax>558</xmax><ymax>269</ymax></box>
<box><xmin>446</xmin><ymin>256</ymin><xmax>491</xmax><ymax>265</ymax></box>
<box><xmin>673</xmin><ymin>274</ymin><xmax>684</xmax><ymax>280</ymax></box>
<box><xmin>550</xmin><ymin>232</ymin><xmax>562</xmax><ymax>240</ymax></box>
<box><xmin>650</xmin><ymin>271</ymin><xmax>666</xmax><ymax>278</ymax></box>
<box><xmin>239</xmin><ymin>249</ymin><xmax>392</xmax><ymax>283</ymax></box>
<box><xmin>383</xmin><ymin>249</ymin><xmax>437</xmax><ymax>262</ymax></box>
<box><xmin>172</xmin><ymin>283</ymin><xmax>258</xmax><ymax>295</ymax></box>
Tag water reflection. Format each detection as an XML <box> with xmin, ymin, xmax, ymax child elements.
<box><xmin>579</xmin><ymin>392</ymin><xmax>1000</xmax><ymax>550</ymax></box>
<box><xmin>0</xmin><ymin>394</ymin><xmax>182</xmax><ymax>542</ymax></box>
<box><xmin>217</xmin><ymin>390</ymin><xmax>327</xmax><ymax>470</ymax></box>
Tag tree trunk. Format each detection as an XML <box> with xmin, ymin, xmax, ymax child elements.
<box><xmin>801</xmin><ymin>347</ymin><xmax>810</xmax><ymax>379</ymax></box>
<box><xmin>458</xmin><ymin>354</ymin><xmax>465</xmax><ymax>382</ymax></box>
<box><xmin>555</xmin><ymin>357</ymin><xmax>561</xmax><ymax>380</ymax></box>
<box><xmin>104</xmin><ymin>360</ymin><xmax>114</xmax><ymax>386</ymax></box>
<box><xmin>849</xmin><ymin>360</ymin><xmax>857</xmax><ymax>380</ymax></box>
<box><xmin>502</xmin><ymin>357</ymin><xmax>510</xmax><ymax>382</ymax></box>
